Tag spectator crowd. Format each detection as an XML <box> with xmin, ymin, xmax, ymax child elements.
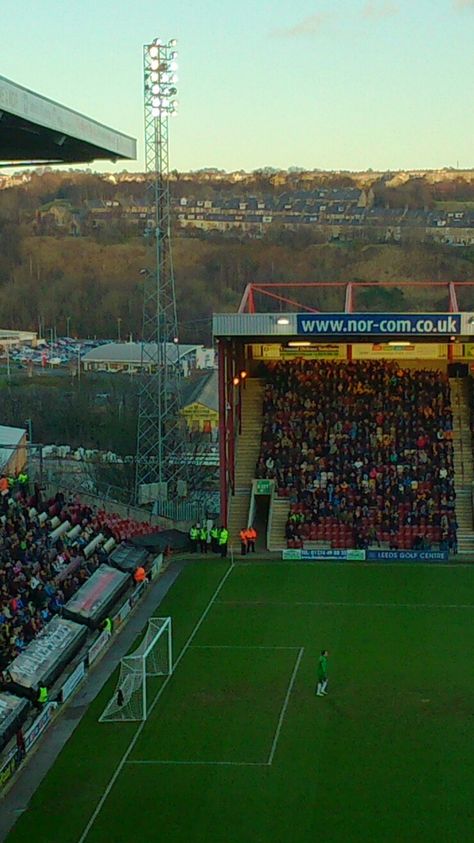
<box><xmin>256</xmin><ymin>359</ymin><xmax>458</xmax><ymax>552</ymax></box>
<box><xmin>0</xmin><ymin>482</ymin><xmax>156</xmax><ymax>676</ymax></box>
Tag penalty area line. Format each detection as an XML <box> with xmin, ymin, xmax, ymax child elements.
<box><xmin>76</xmin><ymin>562</ymin><xmax>236</xmax><ymax>843</ymax></box>
<box><xmin>189</xmin><ymin>643</ymin><xmax>301</xmax><ymax>650</ymax></box>
<box><xmin>217</xmin><ymin>599</ymin><xmax>474</xmax><ymax>610</ymax></box>
<box><xmin>126</xmin><ymin>759</ymin><xmax>267</xmax><ymax>767</ymax></box>
<box><xmin>268</xmin><ymin>646</ymin><xmax>304</xmax><ymax>766</ymax></box>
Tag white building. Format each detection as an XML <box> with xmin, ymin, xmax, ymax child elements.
<box><xmin>0</xmin><ymin>425</ymin><xmax>27</xmax><ymax>475</ymax></box>
<box><xmin>81</xmin><ymin>341</ymin><xmax>213</xmax><ymax>376</ymax></box>
<box><xmin>0</xmin><ymin>329</ymin><xmax>37</xmax><ymax>348</ymax></box>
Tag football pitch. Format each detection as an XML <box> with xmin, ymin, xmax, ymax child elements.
<box><xmin>6</xmin><ymin>560</ymin><xmax>474</xmax><ymax>843</ymax></box>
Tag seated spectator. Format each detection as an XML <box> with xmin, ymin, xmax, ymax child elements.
<box><xmin>257</xmin><ymin>359</ymin><xmax>457</xmax><ymax>553</ymax></box>
<box><xmin>0</xmin><ymin>491</ymin><xmax>158</xmax><ymax>676</ymax></box>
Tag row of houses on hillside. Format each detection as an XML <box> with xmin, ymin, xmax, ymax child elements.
<box><xmin>31</xmin><ymin>191</ymin><xmax>474</xmax><ymax>246</ymax></box>
<box><xmin>176</xmin><ymin>200</ymin><xmax>474</xmax><ymax>245</ymax></box>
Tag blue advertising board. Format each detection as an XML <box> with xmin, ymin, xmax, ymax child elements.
<box><xmin>366</xmin><ymin>549</ymin><xmax>449</xmax><ymax>563</ymax></box>
<box><xmin>282</xmin><ymin>548</ymin><xmax>450</xmax><ymax>563</ymax></box>
<box><xmin>296</xmin><ymin>313</ymin><xmax>461</xmax><ymax>337</ymax></box>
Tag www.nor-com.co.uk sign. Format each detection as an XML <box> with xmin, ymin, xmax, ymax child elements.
<box><xmin>296</xmin><ymin>313</ymin><xmax>461</xmax><ymax>337</ymax></box>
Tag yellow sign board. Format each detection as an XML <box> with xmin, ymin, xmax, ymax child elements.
<box><xmin>353</xmin><ymin>343</ymin><xmax>446</xmax><ymax>360</ymax></box>
<box><xmin>180</xmin><ymin>402</ymin><xmax>218</xmax><ymax>431</ymax></box>
<box><xmin>252</xmin><ymin>343</ymin><xmax>345</xmax><ymax>360</ymax></box>
<box><xmin>282</xmin><ymin>344</ymin><xmax>345</xmax><ymax>360</ymax></box>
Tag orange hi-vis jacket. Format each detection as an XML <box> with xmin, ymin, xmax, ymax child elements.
<box><xmin>239</xmin><ymin>529</ymin><xmax>248</xmax><ymax>544</ymax></box>
<box><xmin>246</xmin><ymin>527</ymin><xmax>257</xmax><ymax>541</ymax></box>
<box><xmin>134</xmin><ymin>566</ymin><xmax>146</xmax><ymax>584</ymax></box>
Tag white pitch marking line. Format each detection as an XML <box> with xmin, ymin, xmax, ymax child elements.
<box><xmin>77</xmin><ymin>562</ymin><xmax>235</xmax><ymax>843</ymax></box>
<box><xmin>126</xmin><ymin>759</ymin><xmax>267</xmax><ymax>767</ymax></box>
<box><xmin>267</xmin><ymin>646</ymin><xmax>304</xmax><ymax>766</ymax></box>
<box><xmin>189</xmin><ymin>644</ymin><xmax>301</xmax><ymax>650</ymax></box>
<box><xmin>217</xmin><ymin>599</ymin><xmax>474</xmax><ymax>610</ymax></box>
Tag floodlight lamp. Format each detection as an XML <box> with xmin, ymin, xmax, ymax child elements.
<box><xmin>149</xmin><ymin>45</ymin><xmax>159</xmax><ymax>58</ymax></box>
<box><xmin>170</xmin><ymin>60</ymin><xmax>178</xmax><ymax>71</ymax></box>
<box><xmin>240</xmin><ymin>370</ymin><xmax>247</xmax><ymax>379</ymax></box>
<box><xmin>153</xmin><ymin>37</ymin><xmax>162</xmax><ymax>45</ymax></box>
<box><xmin>152</xmin><ymin>84</ymin><xmax>160</xmax><ymax>94</ymax></box>
<box><xmin>170</xmin><ymin>51</ymin><xmax>178</xmax><ymax>60</ymax></box>
<box><xmin>151</xmin><ymin>71</ymin><xmax>159</xmax><ymax>83</ymax></box>
<box><xmin>173</xmin><ymin>336</ymin><xmax>179</xmax><ymax>344</ymax></box>
<box><xmin>233</xmin><ymin>376</ymin><xmax>240</xmax><ymax>386</ymax></box>
<box><xmin>152</xmin><ymin>97</ymin><xmax>161</xmax><ymax>107</ymax></box>
<box><xmin>151</xmin><ymin>107</ymin><xmax>160</xmax><ymax>117</ymax></box>
<box><xmin>150</xmin><ymin>59</ymin><xmax>159</xmax><ymax>71</ymax></box>
<box><xmin>169</xmin><ymin>87</ymin><xmax>177</xmax><ymax>96</ymax></box>
<box><xmin>169</xmin><ymin>38</ymin><xmax>177</xmax><ymax>46</ymax></box>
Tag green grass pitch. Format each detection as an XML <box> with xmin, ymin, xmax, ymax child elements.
<box><xmin>7</xmin><ymin>560</ymin><xmax>474</xmax><ymax>843</ymax></box>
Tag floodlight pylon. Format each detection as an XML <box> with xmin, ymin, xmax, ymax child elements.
<box><xmin>135</xmin><ymin>38</ymin><xmax>188</xmax><ymax>507</ymax></box>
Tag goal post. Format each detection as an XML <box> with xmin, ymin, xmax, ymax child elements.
<box><xmin>99</xmin><ymin>617</ymin><xmax>173</xmax><ymax>723</ymax></box>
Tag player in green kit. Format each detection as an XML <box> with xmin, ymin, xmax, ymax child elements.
<box><xmin>316</xmin><ymin>649</ymin><xmax>329</xmax><ymax>697</ymax></box>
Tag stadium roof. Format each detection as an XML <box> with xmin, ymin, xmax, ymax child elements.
<box><xmin>0</xmin><ymin>74</ymin><xmax>136</xmax><ymax>166</ymax></box>
<box><xmin>182</xmin><ymin>370</ymin><xmax>218</xmax><ymax>412</ymax></box>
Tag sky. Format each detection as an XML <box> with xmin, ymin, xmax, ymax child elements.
<box><xmin>2</xmin><ymin>0</ymin><xmax>474</xmax><ymax>173</ymax></box>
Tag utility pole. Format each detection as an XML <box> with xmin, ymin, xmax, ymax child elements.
<box><xmin>25</xmin><ymin>418</ymin><xmax>33</xmax><ymax>443</ymax></box>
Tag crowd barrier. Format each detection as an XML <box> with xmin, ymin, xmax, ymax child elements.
<box><xmin>0</xmin><ymin>552</ymin><xmax>164</xmax><ymax>793</ymax></box>
<box><xmin>62</xmin><ymin>565</ymin><xmax>130</xmax><ymax>629</ymax></box>
<box><xmin>109</xmin><ymin>544</ymin><xmax>149</xmax><ymax>574</ymax></box>
<box><xmin>0</xmin><ymin>702</ymin><xmax>55</xmax><ymax>789</ymax></box>
<box><xmin>0</xmin><ymin>694</ymin><xmax>30</xmax><ymax>754</ymax></box>
<box><xmin>6</xmin><ymin>618</ymin><xmax>87</xmax><ymax>697</ymax></box>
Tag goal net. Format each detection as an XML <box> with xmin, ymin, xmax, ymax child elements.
<box><xmin>99</xmin><ymin>617</ymin><xmax>172</xmax><ymax>722</ymax></box>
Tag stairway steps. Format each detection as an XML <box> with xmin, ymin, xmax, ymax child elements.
<box><xmin>228</xmin><ymin>379</ymin><xmax>264</xmax><ymax>535</ymax></box>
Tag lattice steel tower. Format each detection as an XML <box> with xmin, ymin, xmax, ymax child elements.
<box><xmin>135</xmin><ymin>37</ymin><xmax>186</xmax><ymax>506</ymax></box>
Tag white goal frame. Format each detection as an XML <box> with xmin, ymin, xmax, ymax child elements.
<box><xmin>99</xmin><ymin>617</ymin><xmax>173</xmax><ymax>723</ymax></box>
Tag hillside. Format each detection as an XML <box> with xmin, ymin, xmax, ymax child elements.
<box><xmin>1</xmin><ymin>170</ymin><xmax>474</xmax><ymax>342</ymax></box>
<box><xmin>1</xmin><ymin>234</ymin><xmax>474</xmax><ymax>343</ymax></box>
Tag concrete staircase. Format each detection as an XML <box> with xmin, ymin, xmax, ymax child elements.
<box><xmin>449</xmin><ymin>378</ymin><xmax>474</xmax><ymax>555</ymax></box>
<box><xmin>268</xmin><ymin>498</ymin><xmax>289</xmax><ymax>551</ymax></box>
<box><xmin>227</xmin><ymin>379</ymin><xmax>264</xmax><ymax>548</ymax></box>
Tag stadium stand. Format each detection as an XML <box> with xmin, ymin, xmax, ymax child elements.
<box><xmin>256</xmin><ymin>359</ymin><xmax>458</xmax><ymax>553</ymax></box>
<box><xmin>0</xmin><ymin>488</ymin><xmax>159</xmax><ymax>674</ymax></box>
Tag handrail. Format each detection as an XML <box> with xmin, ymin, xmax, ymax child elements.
<box><xmin>455</xmin><ymin>390</ymin><xmax>465</xmax><ymax>485</ymax></box>
<box><xmin>450</xmin><ymin>380</ymin><xmax>470</xmax><ymax>487</ymax></box>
